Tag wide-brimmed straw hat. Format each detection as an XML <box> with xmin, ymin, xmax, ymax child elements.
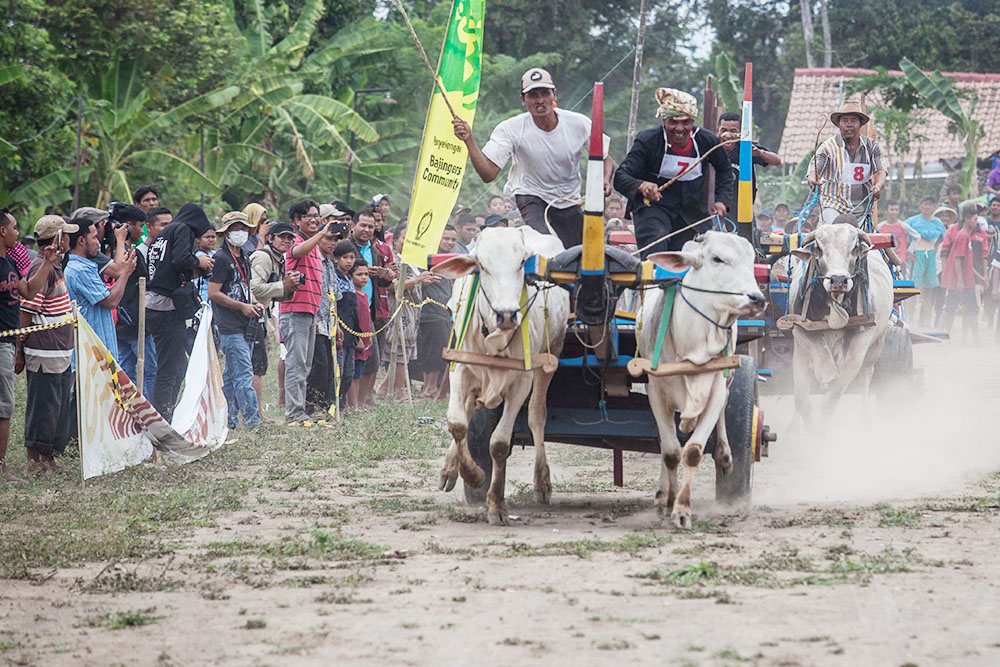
<box><xmin>830</xmin><ymin>100</ymin><xmax>870</xmax><ymax>126</ymax></box>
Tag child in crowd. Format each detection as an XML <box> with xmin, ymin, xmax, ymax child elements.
<box><xmin>939</xmin><ymin>204</ymin><xmax>987</xmax><ymax>342</ymax></box>
<box><xmin>333</xmin><ymin>241</ymin><xmax>358</xmax><ymax>409</ymax></box>
<box><xmin>418</xmin><ymin>226</ymin><xmax>456</xmax><ymax>400</ymax></box>
<box><xmin>349</xmin><ymin>260</ymin><xmax>373</xmax><ymax>409</ymax></box>
<box><xmin>906</xmin><ymin>197</ymin><xmax>948</xmax><ymax>328</ymax></box>
<box><xmin>195</xmin><ymin>229</ymin><xmax>217</xmax><ymax>304</ymax></box>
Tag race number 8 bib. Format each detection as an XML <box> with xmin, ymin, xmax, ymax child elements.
<box><xmin>840</xmin><ymin>162</ymin><xmax>870</xmax><ymax>185</ymax></box>
<box><xmin>658</xmin><ymin>153</ymin><xmax>702</xmax><ymax>181</ymax></box>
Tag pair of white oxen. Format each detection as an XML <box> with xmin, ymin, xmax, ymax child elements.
<box><xmin>432</xmin><ymin>223</ymin><xmax>893</xmax><ymax>528</ymax></box>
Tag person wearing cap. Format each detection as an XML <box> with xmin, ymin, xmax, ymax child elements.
<box><xmin>807</xmin><ymin>100</ymin><xmax>887</xmax><ymax>225</ymax></box>
<box><xmin>614</xmin><ymin>88</ymin><xmax>734</xmax><ymax>257</ymax></box>
<box><xmin>372</xmin><ymin>194</ymin><xmax>391</xmax><ymax>219</ymax></box>
<box><xmin>71</xmin><ymin>206</ymin><xmax>130</xmax><ymax>279</ymax></box>
<box><xmin>146</xmin><ymin>202</ymin><xmax>216</xmax><ymax>420</ymax></box>
<box><xmin>242</xmin><ymin>203</ymin><xmax>271</xmax><ymax>256</ymax></box>
<box><xmin>451</xmin><ymin>67</ymin><xmax>613</xmax><ymax>247</ymax></box>
<box><xmin>208</xmin><ymin>212</ymin><xmax>265</xmax><ymax>429</ymax></box>
<box><xmin>0</xmin><ymin>209</ymin><xmax>60</xmax><ymax>480</ymax></box>
<box><xmin>249</xmin><ymin>221</ymin><xmax>301</xmax><ymax>410</ymax></box>
<box><xmin>64</xmin><ymin>217</ymin><xmax>137</xmax><ymax>366</ymax></box>
<box><xmin>482</xmin><ymin>213</ymin><xmax>507</xmax><ymax>229</ymax></box>
<box><xmin>16</xmin><ymin>215</ymin><xmax>75</xmax><ymax>474</ymax></box>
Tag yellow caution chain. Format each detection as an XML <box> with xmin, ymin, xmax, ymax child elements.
<box><xmin>0</xmin><ymin>315</ymin><xmax>76</xmax><ymax>339</ymax></box>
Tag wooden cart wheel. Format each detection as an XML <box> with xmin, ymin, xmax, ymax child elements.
<box><xmin>716</xmin><ymin>355</ymin><xmax>757</xmax><ymax>505</ymax></box>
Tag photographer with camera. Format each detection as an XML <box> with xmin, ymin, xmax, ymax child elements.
<box><xmin>249</xmin><ymin>222</ymin><xmax>300</xmax><ymax>413</ymax></box>
<box><xmin>71</xmin><ymin>206</ymin><xmax>134</xmax><ymax>279</ymax></box>
<box><xmin>208</xmin><ymin>212</ymin><xmax>265</xmax><ymax>430</ymax></box>
<box><xmin>279</xmin><ymin>200</ymin><xmax>342</xmax><ymax>425</ymax></box>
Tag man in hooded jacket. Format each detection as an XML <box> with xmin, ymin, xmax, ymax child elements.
<box><xmin>145</xmin><ymin>202</ymin><xmax>215</xmax><ymax>419</ymax></box>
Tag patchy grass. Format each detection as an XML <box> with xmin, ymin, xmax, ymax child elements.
<box><xmin>874</xmin><ymin>504</ymin><xmax>923</xmax><ymax>528</ymax></box>
<box><xmin>202</xmin><ymin>528</ymin><xmax>383</xmax><ymax>563</ymax></box>
<box><xmin>503</xmin><ymin>532</ymin><xmax>669</xmax><ymax>559</ymax></box>
<box><xmin>77</xmin><ymin>608</ymin><xmax>164</xmax><ymax>630</ymax></box>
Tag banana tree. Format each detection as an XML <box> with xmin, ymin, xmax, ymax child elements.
<box><xmin>900</xmin><ymin>58</ymin><xmax>984</xmax><ymax>197</ymax></box>
<box><xmin>713</xmin><ymin>52</ymin><xmax>742</xmax><ymax>114</ymax></box>
<box><xmin>9</xmin><ymin>59</ymin><xmax>238</xmax><ymax>211</ymax></box>
<box><xmin>214</xmin><ymin>0</ymin><xmax>388</xmax><ymax>192</ymax></box>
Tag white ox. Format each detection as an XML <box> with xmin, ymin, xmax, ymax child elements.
<box><xmin>638</xmin><ymin>232</ymin><xmax>765</xmax><ymax>528</ymax></box>
<box><xmin>433</xmin><ymin>227</ymin><xmax>570</xmax><ymax>525</ymax></box>
<box><xmin>788</xmin><ymin>222</ymin><xmax>893</xmax><ymax>424</ymax></box>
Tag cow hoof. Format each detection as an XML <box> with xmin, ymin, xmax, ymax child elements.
<box><xmin>671</xmin><ymin>511</ymin><xmax>692</xmax><ymax>529</ymax></box>
<box><xmin>487</xmin><ymin>510</ymin><xmax>508</xmax><ymax>526</ymax></box>
<box><xmin>534</xmin><ymin>486</ymin><xmax>551</xmax><ymax>505</ymax></box>
<box><xmin>655</xmin><ymin>501</ymin><xmax>670</xmax><ymax>517</ymax></box>
<box><xmin>439</xmin><ymin>472</ymin><xmax>458</xmax><ymax>492</ymax></box>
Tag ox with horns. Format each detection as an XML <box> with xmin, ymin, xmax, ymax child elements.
<box><xmin>637</xmin><ymin>231</ymin><xmax>766</xmax><ymax>528</ymax></box>
<box><xmin>787</xmin><ymin>217</ymin><xmax>894</xmax><ymax>425</ymax></box>
<box><xmin>432</xmin><ymin>226</ymin><xmax>570</xmax><ymax>526</ymax></box>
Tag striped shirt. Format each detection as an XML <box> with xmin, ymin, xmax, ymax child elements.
<box><xmin>279</xmin><ymin>235</ymin><xmax>321</xmax><ymax>316</ymax></box>
<box><xmin>21</xmin><ymin>257</ymin><xmax>74</xmax><ymax>373</ymax></box>
<box><xmin>809</xmin><ymin>134</ymin><xmax>886</xmax><ymax>215</ymax></box>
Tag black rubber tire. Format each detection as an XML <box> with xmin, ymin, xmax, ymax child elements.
<box><xmin>874</xmin><ymin>325</ymin><xmax>912</xmax><ymax>389</ymax></box>
<box><xmin>463</xmin><ymin>407</ymin><xmax>500</xmax><ymax>505</ymax></box>
<box><xmin>716</xmin><ymin>355</ymin><xmax>757</xmax><ymax>505</ymax></box>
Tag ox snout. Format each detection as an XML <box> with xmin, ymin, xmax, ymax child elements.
<box><xmin>741</xmin><ymin>290</ymin><xmax>767</xmax><ymax>316</ymax></box>
<box><xmin>824</xmin><ymin>274</ymin><xmax>853</xmax><ymax>295</ymax></box>
<box><xmin>496</xmin><ymin>310</ymin><xmax>520</xmax><ymax>331</ymax></box>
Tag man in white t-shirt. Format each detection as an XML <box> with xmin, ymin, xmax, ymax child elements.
<box><xmin>451</xmin><ymin>67</ymin><xmax>613</xmax><ymax>248</ymax></box>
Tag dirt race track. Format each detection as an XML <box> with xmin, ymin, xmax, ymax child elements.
<box><xmin>3</xmin><ymin>343</ymin><xmax>1000</xmax><ymax>665</ymax></box>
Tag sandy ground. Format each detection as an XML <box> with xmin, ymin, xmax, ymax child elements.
<box><xmin>4</xmin><ymin>343</ymin><xmax>1000</xmax><ymax>666</ymax></box>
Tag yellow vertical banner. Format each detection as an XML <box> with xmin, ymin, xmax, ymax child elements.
<box><xmin>400</xmin><ymin>0</ymin><xmax>485</xmax><ymax>268</ymax></box>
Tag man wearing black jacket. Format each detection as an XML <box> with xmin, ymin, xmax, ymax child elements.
<box><xmin>614</xmin><ymin>88</ymin><xmax>733</xmax><ymax>258</ymax></box>
<box><xmin>145</xmin><ymin>202</ymin><xmax>215</xmax><ymax>419</ymax></box>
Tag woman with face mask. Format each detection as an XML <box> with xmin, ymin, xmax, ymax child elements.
<box><xmin>207</xmin><ymin>211</ymin><xmax>266</xmax><ymax>430</ymax></box>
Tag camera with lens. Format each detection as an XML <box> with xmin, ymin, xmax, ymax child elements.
<box><xmin>104</xmin><ymin>201</ymin><xmax>147</xmax><ymax>255</ymax></box>
<box><xmin>326</xmin><ymin>221</ymin><xmax>350</xmax><ymax>239</ymax></box>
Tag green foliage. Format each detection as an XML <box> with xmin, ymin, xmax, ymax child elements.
<box><xmin>899</xmin><ymin>58</ymin><xmax>984</xmax><ymax>196</ymax></box>
<box><xmin>714</xmin><ymin>52</ymin><xmax>742</xmax><ymax>114</ymax></box>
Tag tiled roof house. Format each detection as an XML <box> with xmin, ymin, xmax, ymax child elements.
<box><xmin>779</xmin><ymin>68</ymin><xmax>1000</xmax><ymax>175</ymax></box>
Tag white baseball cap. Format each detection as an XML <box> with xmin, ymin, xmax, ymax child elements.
<box><xmin>521</xmin><ymin>68</ymin><xmax>555</xmax><ymax>94</ymax></box>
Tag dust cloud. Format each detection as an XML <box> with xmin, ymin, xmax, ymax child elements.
<box><xmin>754</xmin><ymin>342</ymin><xmax>1000</xmax><ymax>504</ymax></box>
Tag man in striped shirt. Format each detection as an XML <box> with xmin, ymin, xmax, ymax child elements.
<box><xmin>807</xmin><ymin>100</ymin><xmax>887</xmax><ymax>225</ymax></box>
<box><xmin>280</xmin><ymin>199</ymin><xmax>332</xmax><ymax>425</ymax></box>
<box><xmin>16</xmin><ymin>215</ymin><xmax>76</xmax><ymax>474</ymax></box>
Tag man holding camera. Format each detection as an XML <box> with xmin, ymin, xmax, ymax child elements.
<box><xmin>64</xmin><ymin>218</ymin><xmax>137</xmax><ymax>362</ymax></box>
<box><xmin>249</xmin><ymin>222</ymin><xmax>301</xmax><ymax>413</ymax></box>
<box><xmin>280</xmin><ymin>200</ymin><xmax>339</xmax><ymax>425</ymax></box>
<box><xmin>208</xmin><ymin>212</ymin><xmax>265</xmax><ymax>430</ymax></box>
<box><xmin>70</xmin><ymin>206</ymin><xmax>133</xmax><ymax>279</ymax></box>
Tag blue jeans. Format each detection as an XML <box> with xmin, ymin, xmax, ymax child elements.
<box><xmin>219</xmin><ymin>333</ymin><xmax>261</xmax><ymax>428</ymax></box>
<box><xmin>118</xmin><ymin>333</ymin><xmax>157</xmax><ymax>394</ymax></box>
